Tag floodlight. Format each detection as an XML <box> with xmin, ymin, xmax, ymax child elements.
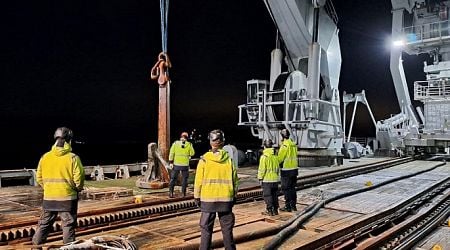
<box><xmin>393</xmin><ymin>40</ymin><xmax>405</xmax><ymax>47</ymax></box>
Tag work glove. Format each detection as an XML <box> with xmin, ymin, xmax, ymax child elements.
<box><xmin>194</xmin><ymin>198</ymin><xmax>201</xmax><ymax>207</ymax></box>
<box><xmin>169</xmin><ymin>163</ymin><xmax>174</xmax><ymax>169</ymax></box>
<box><xmin>258</xmin><ymin>179</ymin><xmax>263</xmax><ymax>185</ymax></box>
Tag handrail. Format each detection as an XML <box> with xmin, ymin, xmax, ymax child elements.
<box><xmin>403</xmin><ymin>19</ymin><xmax>450</xmax><ymax>44</ymax></box>
<box><xmin>238</xmin><ymin>89</ymin><xmax>341</xmax><ymax>127</ymax></box>
<box><xmin>414</xmin><ymin>79</ymin><xmax>450</xmax><ymax>100</ymax></box>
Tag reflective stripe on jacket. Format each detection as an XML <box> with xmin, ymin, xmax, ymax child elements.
<box><xmin>258</xmin><ymin>148</ymin><xmax>280</xmax><ymax>183</ymax></box>
<box><xmin>169</xmin><ymin>140</ymin><xmax>195</xmax><ymax>166</ymax></box>
<box><xmin>278</xmin><ymin>138</ymin><xmax>298</xmax><ymax>171</ymax></box>
<box><xmin>194</xmin><ymin>149</ymin><xmax>238</xmax><ymax>203</ymax></box>
<box><xmin>36</xmin><ymin>142</ymin><xmax>85</xmax><ymax>201</ymax></box>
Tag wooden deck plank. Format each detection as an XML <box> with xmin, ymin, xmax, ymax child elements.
<box><xmin>2</xmin><ymin>158</ymin><xmax>448</xmax><ymax>250</ymax></box>
<box><xmin>182</xmin><ymin>221</ymin><xmax>284</xmax><ymax>248</ymax></box>
<box><xmin>415</xmin><ymin>225</ymin><xmax>450</xmax><ymax>249</ymax></box>
<box><xmin>277</xmin><ymin>163</ymin><xmax>450</xmax><ymax>249</ymax></box>
<box><xmin>302</xmin><ymin>209</ymin><xmax>363</xmax><ymax>232</ymax></box>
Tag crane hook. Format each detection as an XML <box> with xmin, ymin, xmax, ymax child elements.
<box><xmin>150</xmin><ymin>52</ymin><xmax>172</xmax><ymax>86</ymax></box>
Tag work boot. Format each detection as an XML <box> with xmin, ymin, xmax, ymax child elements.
<box><xmin>262</xmin><ymin>208</ymin><xmax>274</xmax><ymax>216</ymax></box>
<box><xmin>269</xmin><ymin>208</ymin><xmax>277</xmax><ymax>216</ymax></box>
<box><xmin>279</xmin><ymin>206</ymin><xmax>292</xmax><ymax>212</ymax></box>
<box><xmin>273</xmin><ymin>208</ymin><xmax>279</xmax><ymax>215</ymax></box>
<box><xmin>169</xmin><ymin>190</ymin><xmax>174</xmax><ymax>198</ymax></box>
<box><xmin>291</xmin><ymin>205</ymin><xmax>297</xmax><ymax>212</ymax></box>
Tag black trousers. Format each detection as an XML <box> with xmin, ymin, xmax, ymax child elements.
<box><xmin>262</xmin><ymin>182</ymin><xmax>279</xmax><ymax>210</ymax></box>
<box><xmin>32</xmin><ymin>210</ymin><xmax>77</xmax><ymax>245</ymax></box>
<box><xmin>199</xmin><ymin>211</ymin><xmax>236</xmax><ymax>250</ymax></box>
<box><xmin>169</xmin><ymin>167</ymin><xmax>189</xmax><ymax>194</ymax></box>
<box><xmin>281</xmin><ymin>175</ymin><xmax>297</xmax><ymax>208</ymax></box>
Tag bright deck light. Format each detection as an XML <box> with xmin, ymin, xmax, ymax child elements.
<box><xmin>393</xmin><ymin>40</ymin><xmax>405</xmax><ymax>47</ymax></box>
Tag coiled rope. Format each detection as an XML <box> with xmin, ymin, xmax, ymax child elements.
<box><xmin>59</xmin><ymin>235</ymin><xmax>138</xmax><ymax>250</ymax></box>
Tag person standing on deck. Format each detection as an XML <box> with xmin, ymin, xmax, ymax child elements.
<box><xmin>32</xmin><ymin>127</ymin><xmax>85</xmax><ymax>247</ymax></box>
<box><xmin>278</xmin><ymin>128</ymin><xmax>299</xmax><ymax>212</ymax></box>
<box><xmin>258</xmin><ymin>138</ymin><xmax>280</xmax><ymax>216</ymax></box>
<box><xmin>168</xmin><ymin>131</ymin><xmax>195</xmax><ymax>198</ymax></box>
<box><xmin>194</xmin><ymin>129</ymin><xmax>239</xmax><ymax>250</ymax></box>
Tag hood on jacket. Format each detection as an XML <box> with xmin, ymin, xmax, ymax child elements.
<box><xmin>204</xmin><ymin>149</ymin><xmax>230</xmax><ymax>163</ymax></box>
<box><xmin>263</xmin><ymin>148</ymin><xmax>275</xmax><ymax>156</ymax></box>
<box><xmin>51</xmin><ymin>142</ymin><xmax>72</xmax><ymax>156</ymax></box>
<box><xmin>283</xmin><ymin>138</ymin><xmax>296</xmax><ymax>147</ymax></box>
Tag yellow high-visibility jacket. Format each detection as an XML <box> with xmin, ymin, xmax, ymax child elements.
<box><xmin>278</xmin><ymin>138</ymin><xmax>298</xmax><ymax>171</ymax></box>
<box><xmin>194</xmin><ymin>149</ymin><xmax>238</xmax><ymax>212</ymax></box>
<box><xmin>258</xmin><ymin>148</ymin><xmax>280</xmax><ymax>183</ymax></box>
<box><xmin>36</xmin><ymin>142</ymin><xmax>85</xmax><ymax>203</ymax></box>
<box><xmin>169</xmin><ymin>140</ymin><xmax>195</xmax><ymax>166</ymax></box>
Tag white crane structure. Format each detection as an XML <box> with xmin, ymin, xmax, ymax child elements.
<box><xmin>238</xmin><ymin>0</ymin><xmax>344</xmax><ymax>166</ymax></box>
<box><xmin>378</xmin><ymin>0</ymin><xmax>450</xmax><ymax>155</ymax></box>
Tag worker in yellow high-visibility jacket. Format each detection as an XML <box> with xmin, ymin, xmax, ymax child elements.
<box><xmin>168</xmin><ymin>131</ymin><xmax>195</xmax><ymax>198</ymax></box>
<box><xmin>194</xmin><ymin>129</ymin><xmax>239</xmax><ymax>250</ymax></box>
<box><xmin>278</xmin><ymin>128</ymin><xmax>299</xmax><ymax>212</ymax></box>
<box><xmin>32</xmin><ymin>127</ymin><xmax>85</xmax><ymax>246</ymax></box>
<box><xmin>258</xmin><ymin>138</ymin><xmax>280</xmax><ymax>216</ymax></box>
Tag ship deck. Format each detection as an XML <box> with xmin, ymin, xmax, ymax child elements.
<box><xmin>1</xmin><ymin>156</ymin><xmax>449</xmax><ymax>249</ymax></box>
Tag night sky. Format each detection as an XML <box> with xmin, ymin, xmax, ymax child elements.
<box><xmin>1</xmin><ymin>1</ymin><xmax>428</xmax><ymax>169</ymax></box>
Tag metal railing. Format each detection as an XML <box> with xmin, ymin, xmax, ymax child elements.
<box><xmin>238</xmin><ymin>88</ymin><xmax>341</xmax><ymax>128</ymax></box>
<box><xmin>414</xmin><ymin>79</ymin><xmax>450</xmax><ymax>100</ymax></box>
<box><xmin>347</xmin><ymin>137</ymin><xmax>375</xmax><ymax>147</ymax></box>
<box><xmin>403</xmin><ymin>20</ymin><xmax>450</xmax><ymax>44</ymax></box>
